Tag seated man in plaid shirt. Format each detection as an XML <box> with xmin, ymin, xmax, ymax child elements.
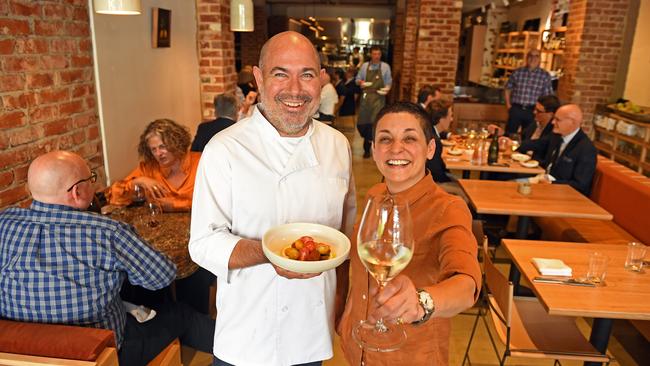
<box><xmin>0</xmin><ymin>151</ymin><xmax>213</xmax><ymax>365</ymax></box>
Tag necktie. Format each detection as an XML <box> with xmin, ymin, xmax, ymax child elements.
<box><xmin>546</xmin><ymin>142</ymin><xmax>561</xmax><ymax>173</ymax></box>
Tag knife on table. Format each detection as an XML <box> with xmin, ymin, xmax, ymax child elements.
<box><xmin>533</xmin><ymin>277</ymin><xmax>596</xmax><ymax>287</ymax></box>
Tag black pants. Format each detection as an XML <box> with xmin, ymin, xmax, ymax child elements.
<box><xmin>357</xmin><ymin>123</ymin><xmax>373</xmax><ymax>154</ymax></box>
<box><xmin>175</xmin><ymin>267</ymin><xmax>216</xmax><ymax>315</ymax></box>
<box><xmin>118</xmin><ymin>302</ymin><xmax>215</xmax><ymax>366</ymax></box>
<box><xmin>506</xmin><ymin>104</ymin><xmax>535</xmax><ymax>135</ymax></box>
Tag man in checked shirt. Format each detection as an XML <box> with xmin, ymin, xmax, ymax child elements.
<box><xmin>0</xmin><ymin>151</ymin><xmax>213</xmax><ymax>365</ymax></box>
<box><xmin>504</xmin><ymin>49</ymin><xmax>554</xmax><ymax>135</ymax></box>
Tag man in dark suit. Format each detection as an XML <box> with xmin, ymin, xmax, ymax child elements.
<box><xmin>537</xmin><ymin>104</ymin><xmax>597</xmax><ymax>196</ymax></box>
<box><xmin>191</xmin><ymin>93</ymin><xmax>238</xmax><ymax>152</ymax></box>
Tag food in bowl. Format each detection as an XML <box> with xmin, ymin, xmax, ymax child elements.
<box><xmin>263</xmin><ymin>223</ymin><xmax>350</xmax><ymax>273</ymax></box>
<box><xmin>283</xmin><ymin>235</ymin><xmax>333</xmax><ymax>261</ymax></box>
<box><xmin>511</xmin><ymin>152</ymin><xmax>531</xmax><ymax>162</ymax></box>
<box><xmin>441</xmin><ymin>139</ymin><xmax>456</xmax><ymax>147</ymax></box>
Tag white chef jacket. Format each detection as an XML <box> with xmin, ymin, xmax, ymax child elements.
<box><xmin>189</xmin><ymin>106</ymin><xmax>356</xmax><ymax>366</ymax></box>
<box><xmin>319</xmin><ymin>83</ymin><xmax>339</xmax><ymax>116</ymax></box>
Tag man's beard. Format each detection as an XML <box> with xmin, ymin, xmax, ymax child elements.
<box><xmin>258</xmin><ymin>92</ymin><xmax>317</xmax><ymax>136</ymax></box>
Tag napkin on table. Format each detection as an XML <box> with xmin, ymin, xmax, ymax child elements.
<box><xmin>531</xmin><ymin>258</ymin><xmax>572</xmax><ymax>277</ymax></box>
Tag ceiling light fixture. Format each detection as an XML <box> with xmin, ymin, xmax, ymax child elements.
<box><xmin>230</xmin><ymin>0</ymin><xmax>254</xmax><ymax>32</ymax></box>
<box><xmin>93</xmin><ymin>0</ymin><xmax>141</xmax><ymax>15</ymax></box>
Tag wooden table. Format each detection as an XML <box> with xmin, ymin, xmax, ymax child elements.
<box><xmin>459</xmin><ymin>179</ymin><xmax>613</xmax><ymax>292</ymax></box>
<box><xmin>442</xmin><ymin>146</ymin><xmax>544</xmax><ymax>178</ymax></box>
<box><xmin>108</xmin><ymin>206</ymin><xmax>198</xmax><ymax>279</ymax></box>
<box><xmin>502</xmin><ymin>239</ymin><xmax>650</xmax><ymax>365</ymax></box>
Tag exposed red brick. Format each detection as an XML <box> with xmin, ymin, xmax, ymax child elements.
<box><xmin>29</xmin><ymin>105</ymin><xmax>58</xmax><ymax>123</ymax></box>
<box><xmin>0</xmin><ymin>38</ymin><xmax>14</xmax><ymax>54</ymax></box>
<box><xmin>0</xmin><ymin>171</ymin><xmax>14</xmax><ymax>190</ymax></box>
<box><xmin>0</xmin><ymin>110</ymin><xmax>25</xmax><ymax>128</ymax></box>
<box><xmin>26</xmin><ymin>73</ymin><xmax>54</xmax><ymax>88</ymax></box>
<box><xmin>65</xmin><ymin>21</ymin><xmax>89</xmax><ymax>37</ymax></box>
<box><xmin>41</xmin><ymin>55</ymin><xmax>68</xmax><ymax>69</ymax></box>
<box><xmin>1</xmin><ymin>92</ymin><xmax>35</xmax><ymax>109</ymax></box>
<box><xmin>3</xmin><ymin>56</ymin><xmax>40</xmax><ymax>72</ymax></box>
<box><xmin>58</xmin><ymin>100</ymin><xmax>83</xmax><ymax>116</ymax></box>
<box><xmin>71</xmin><ymin>55</ymin><xmax>92</xmax><ymax>67</ymax></box>
<box><xmin>14</xmin><ymin>38</ymin><xmax>48</xmax><ymax>54</ymax></box>
<box><xmin>60</xmin><ymin>69</ymin><xmax>86</xmax><ymax>84</ymax></box>
<box><xmin>0</xmin><ymin>74</ymin><xmax>24</xmax><ymax>92</ymax></box>
<box><xmin>0</xmin><ymin>147</ymin><xmax>30</xmax><ymax>168</ymax></box>
<box><xmin>50</xmin><ymin>39</ymin><xmax>77</xmax><ymax>53</ymax></box>
<box><xmin>0</xmin><ymin>18</ymin><xmax>30</xmax><ymax>35</ymax></box>
<box><xmin>34</xmin><ymin>20</ymin><xmax>63</xmax><ymax>36</ymax></box>
<box><xmin>9</xmin><ymin>126</ymin><xmax>41</xmax><ymax>146</ymax></box>
<box><xmin>38</xmin><ymin>88</ymin><xmax>70</xmax><ymax>104</ymax></box>
<box><xmin>42</xmin><ymin>118</ymin><xmax>72</xmax><ymax>136</ymax></box>
<box><xmin>12</xmin><ymin>163</ymin><xmax>29</xmax><ymax>184</ymax></box>
<box><xmin>9</xmin><ymin>0</ymin><xmax>40</xmax><ymax>16</ymax></box>
<box><xmin>43</xmin><ymin>3</ymin><xmax>69</xmax><ymax>19</ymax></box>
<box><xmin>0</xmin><ymin>186</ymin><xmax>29</xmax><ymax>207</ymax></box>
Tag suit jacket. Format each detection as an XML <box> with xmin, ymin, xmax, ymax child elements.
<box><xmin>426</xmin><ymin>129</ymin><xmax>451</xmax><ymax>183</ymax></box>
<box><xmin>518</xmin><ymin>121</ymin><xmax>555</xmax><ymax>161</ymax></box>
<box><xmin>541</xmin><ymin>129</ymin><xmax>597</xmax><ymax>196</ymax></box>
<box><xmin>190</xmin><ymin>117</ymin><xmax>236</xmax><ymax>152</ymax></box>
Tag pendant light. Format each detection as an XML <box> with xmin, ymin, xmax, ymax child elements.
<box><xmin>94</xmin><ymin>0</ymin><xmax>141</xmax><ymax>15</ymax></box>
<box><xmin>230</xmin><ymin>0</ymin><xmax>254</xmax><ymax>32</ymax></box>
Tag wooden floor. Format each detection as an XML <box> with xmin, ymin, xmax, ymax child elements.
<box><xmin>181</xmin><ymin>120</ymin><xmax>644</xmax><ymax>366</ymax></box>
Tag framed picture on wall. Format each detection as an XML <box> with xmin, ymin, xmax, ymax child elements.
<box><xmin>152</xmin><ymin>8</ymin><xmax>171</xmax><ymax>48</ymax></box>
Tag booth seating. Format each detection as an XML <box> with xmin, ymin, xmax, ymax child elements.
<box><xmin>535</xmin><ymin>156</ymin><xmax>650</xmax><ymax>246</ymax></box>
<box><xmin>534</xmin><ymin>156</ymin><xmax>650</xmax><ymax>341</ymax></box>
<box><xmin>0</xmin><ymin>319</ymin><xmax>181</xmax><ymax>366</ymax></box>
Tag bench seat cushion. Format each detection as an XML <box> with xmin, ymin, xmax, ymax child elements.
<box><xmin>0</xmin><ymin>319</ymin><xmax>115</xmax><ymax>361</ymax></box>
<box><xmin>534</xmin><ymin>217</ymin><xmax>639</xmax><ymax>245</ymax></box>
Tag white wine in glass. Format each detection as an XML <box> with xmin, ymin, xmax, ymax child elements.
<box><xmin>353</xmin><ymin>194</ymin><xmax>415</xmax><ymax>352</ymax></box>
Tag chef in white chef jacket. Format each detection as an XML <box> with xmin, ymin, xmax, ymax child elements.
<box><xmin>189</xmin><ymin>31</ymin><xmax>356</xmax><ymax>366</ymax></box>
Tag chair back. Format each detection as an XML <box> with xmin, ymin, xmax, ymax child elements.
<box><xmin>482</xmin><ymin>238</ymin><xmax>514</xmax><ymax>327</ymax></box>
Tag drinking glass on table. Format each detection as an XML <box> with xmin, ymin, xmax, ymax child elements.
<box><xmin>508</xmin><ymin>133</ymin><xmax>521</xmax><ymax>154</ymax></box>
<box><xmin>146</xmin><ymin>201</ymin><xmax>163</xmax><ymax>228</ymax></box>
<box><xmin>353</xmin><ymin>194</ymin><xmax>415</xmax><ymax>352</ymax></box>
<box><xmin>132</xmin><ymin>184</ymin><xmax>146</xmax><ymax>206</ymax></box>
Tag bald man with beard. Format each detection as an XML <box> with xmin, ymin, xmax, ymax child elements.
<box><xmin>533</xmin><ymin>104</ymin><xmax>597</xmax><ymax>196</ymax></box>
<box><xmin>190</xmin><ymin>31</ymin><xmax>356</xmax><ymax>366</ymax></box>
<box><xmin>0</xmin><ymin>151</ymin><xmax>214</xmax><ymax>365</ymax></box>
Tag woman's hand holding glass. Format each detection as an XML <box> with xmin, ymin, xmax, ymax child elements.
<box><xmin>367</xmin><ymin>275</ymin><xmax>423</xmax><ymax>325</ymax></box>
<box><xmin>132</xmin><ymin>176</ymin><xmax>169</xmax><ymax>199</ymax></box>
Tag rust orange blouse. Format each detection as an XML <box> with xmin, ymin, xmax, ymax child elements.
<box><xmin>106</xmin><ymin>152</ymin><xmax>201</xmax><ymax>212</ymax></box>
<box><xmin>339</xmin><ymin>174</ymin><xmax>482</xmax><ymax>366</ymax></box>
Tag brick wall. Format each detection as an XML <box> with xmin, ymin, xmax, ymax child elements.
<box><xmin>240</xmin><ymin>5</ymin><xmax>267</xmax><ymax>68</ymax></box>
<box><xmin>196</xmin><ymin>0</ymin><xmax>237</xmax><ymax>119</ymax></box>
<box><xmin>397</xmin><ymin>0</ymin><xmax>419</xmax><ymax>101</ymax></box>
<box><xmin>411</xmin><ymin>0</ymin><xmax>462</xmax><ymax>100</ymax></box>
<box><xmin>389</xmin><ymin>3</ymin><xmax>404</xmax><ymax>103</ymax></box>
<box><xmin>0</xmin><ymin>0</ymin><xmax>102</xmax><ymax>208</ymax></box>
<box><xmin>557</xmin><ymin>0</ymin><xmax>631</xmax><ymax>131</ymax></box>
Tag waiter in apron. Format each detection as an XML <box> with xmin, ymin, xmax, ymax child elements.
<box><xmin>356</xmin><ymin>46</ymin><xmax>392</xmax><ymax>158</ymax></box>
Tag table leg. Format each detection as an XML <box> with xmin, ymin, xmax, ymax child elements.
<box><xmin>462</xmin><ymin>170</ymin><xmax>470</xmax><ymax>179</ymax></box>
<box><xmin>509</xmin><ymin>216</ymin><xmax>531</xmax><ymax>295</ymax></box>
<box><xmin>584</xmin><ymin>318</ymin><xmax>613</xmax><ymax>366</ymax></box>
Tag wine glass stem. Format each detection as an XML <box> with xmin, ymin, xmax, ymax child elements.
<box><xmin>374</xmin><ymin>281</ymin><xmax>388</xmax><ymax>333</ymax></box>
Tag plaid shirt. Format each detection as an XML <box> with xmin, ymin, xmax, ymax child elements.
<box><xmin>0</xmin><ymin>201</ymin><xmax>176</xmax><ymax>347</ymax></box>
<box><xmin>505</xmin><ymin>67</ymin><xmax>553</xmax><ymax>106</ymax></box>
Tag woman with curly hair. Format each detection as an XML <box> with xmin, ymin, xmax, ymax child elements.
<box><xmin>107</xmin><ymin>118</ymin><xmax>200</xmax><ymax>212</ymax></box>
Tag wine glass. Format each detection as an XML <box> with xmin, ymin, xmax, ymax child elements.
<box><xmin>509</xmin><ymin>133</ymin><xmax>521</xmax><ymax>154</ymax></box>
<box><xmin>146</xmin><ymin>201</ymin><xmax>163</xmax><ymax>228</ymax></box>
<box><xmin>133</xmin><ymin>184</ymin><xmax>146</xmax><ymax>206</ymax></box>
<box><xmin>353</xmin><ymin>194</ymin><xmax>415</xmax><ymax>352</ymax></box>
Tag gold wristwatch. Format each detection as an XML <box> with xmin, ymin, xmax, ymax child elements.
<box><xmin>413</xmin><ymin>289</ymin><xmax>435</xmax><ymax>324</ymax></box>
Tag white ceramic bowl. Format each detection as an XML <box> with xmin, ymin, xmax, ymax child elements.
<box><xmin>520</xmin><ymin>159</ymin><xmax>539</xmax><ymax>168</ymax></box>
<box><xmin>511</xmin><ymin>152</ymin><xmax>531</xmax><ymax>162</ymax></box>
<box><xmin>262</xmin><ymin>223</ymin><xmax>351</xmax><ymax>274</ymax></box>
<box><xmin>447</xmin><ymin>148</ymin><xmax>464</xmax><ymax>156</ymax></box>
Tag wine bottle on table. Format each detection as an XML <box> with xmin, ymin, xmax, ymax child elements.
<box><xmin>488</xmin><ymin>133</ymin><xmax>499</xmax><ymax>165</ymax></box>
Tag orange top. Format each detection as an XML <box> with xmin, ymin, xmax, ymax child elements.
<box><xmin>339</xmin><ymin>175</ymin><xmax>481</xmax><ymax>366</ymax></box>
<box><xmin>106</xmin><ymin>152</ymin><xmax>201</xmax><ymax>212</ymax></box>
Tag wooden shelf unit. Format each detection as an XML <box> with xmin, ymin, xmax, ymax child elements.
<box><xmin>593</xmin><ymin>105</ymin><xmax>650</xmax><ymax>177</ymax></box>
<box><xmin>493</xmin><ymin>31</ymin><xmax>541</xmax><ymax>72</ymax></box>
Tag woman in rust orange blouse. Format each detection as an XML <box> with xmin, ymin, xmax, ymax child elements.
<box><xmin>337</xmin><ymin>102</ymin><xmax>481</xmax><ymax>365</ymax></box>
<box><xmin>107</xmin><ymin>119</ymin><xmax>200</xmax><ymax>212</ymax></box>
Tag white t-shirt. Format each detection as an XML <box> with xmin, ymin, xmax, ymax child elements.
<box><xmin>319</xmin><ymin>83</ymin><xmax>339</xmax><ymax>116</ymax></box>
<box><xmin>189</xmin><ymin>106</ymin><xmax>356</xmax><ymax>366</ymax></box>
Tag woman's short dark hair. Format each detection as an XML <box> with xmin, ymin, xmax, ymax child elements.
<box><xmin>373</xmin><ymin>102</ymin><xmax>434</xmax><ymax>143</ymax></box>
<box><xmin>138</xmin><ymin>119</ymin><xmax>191</xmax><ymax>166</ymax></box>
<box><xmin>426</xmin><ymin>99</ymin><xmax>452</xmax><ymax>126</ymax></box>
<box><xmin>537</xmin><ymin>95</ymin><xmax>561</xmax><ymax>114</ymax></box>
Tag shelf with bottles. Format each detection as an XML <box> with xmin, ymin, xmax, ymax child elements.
<box><xmin>593</xmin><ymin>105</ymin><xmax>650</xmax><ymax>177</ymax></box>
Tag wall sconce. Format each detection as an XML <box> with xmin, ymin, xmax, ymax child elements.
<box><xmin>231</xmin><ymin>0</ymin><xmax>254</xmax><ymax>32</ymax></box>
<box><xmin>94</xmin><ymin>0</ymin><xmax>141</xmax><ymax>15</ymax></box>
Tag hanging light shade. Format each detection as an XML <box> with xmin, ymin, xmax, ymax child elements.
<box><xmin>231</xmin><ymin>0</ymin><xmax>254</xmax><ymax>32</ymax></box>
<box><xmin>94</xmin><ymin>0</ymin><xmax>141</xmax><ymax>15</ymax></box>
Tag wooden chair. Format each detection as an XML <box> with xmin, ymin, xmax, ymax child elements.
<box><xmin>0</xmin><ymin>319</ymin><xmax>181</xmax><ymax>366</ymax></box>
<box><xmin>461</xmin><ymin>239</ymin><xmax>611</xmax><ymax>366</ymax></box>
